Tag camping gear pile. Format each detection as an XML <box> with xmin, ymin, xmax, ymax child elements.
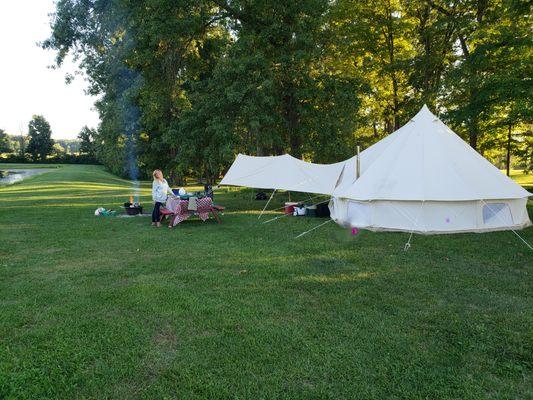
<box><xmin>94</xmin><ymin>207</ymin><xmax>117</xmax><ymax>217</ymax></box>
<box><xmin>285</xmin><ymin>202</ymin><xmax>330</xmax><ymax>217</ymax></box>
<box><xmin>220</xmin><ymin>105</ymin><xmax>531</xmax><ymax>235</ymax></box>
<box><xmin>172</xmin><ymin>184</ymin><xmax>214</xmax><ymax>200</ymax></box>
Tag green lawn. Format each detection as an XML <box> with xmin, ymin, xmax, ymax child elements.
<box><xmin>506</xmin><ymin>169</ymin><xmax>533</xmax><ymax>187</ymax></box>
<box><xmin>0</xmin><ymin>163</ymin><xmax>62</xmax><ymax>169</ymax></box>
<box><xmin>0</xmin><ymin>164</ymin><xmax>531</xmax><ymax>399</ymax></box>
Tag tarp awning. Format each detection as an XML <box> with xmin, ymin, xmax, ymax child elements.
<box><xmin>219</xmin><ymin>154</ymin><xmax>347</xmax><ymax>195</ymax></box>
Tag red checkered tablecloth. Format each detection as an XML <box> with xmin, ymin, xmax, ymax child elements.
<box><xmin>165</xmin><ymin>197</ymin><xmax>213</xmax><ymax>226</ymax></box>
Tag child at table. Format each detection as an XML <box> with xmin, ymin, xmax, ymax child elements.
<box><xmin>152</xmin><ymin>169</ymin><xmax>172</xmax><ymax>227</ymax></box>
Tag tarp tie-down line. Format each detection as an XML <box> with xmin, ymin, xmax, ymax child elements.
<box><xmin>402</xmin><ymin>202</ymin><xmax>425</xmax><ymax>251</ymax></box>
<box><xmin>296</xmin><ymin>219</ymin><xmax>333</xmax><ymax>239</ymax></box>
<box><xmin>480</xmin><ymin>200</ymin><xmax>533</xmax><ymax>251</ymax></box>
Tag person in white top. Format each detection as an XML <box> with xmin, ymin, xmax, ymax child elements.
<box><xmin>151</xmin><ymin>169</ymin><xmax>172</xmax><ymax>227</ymax></box>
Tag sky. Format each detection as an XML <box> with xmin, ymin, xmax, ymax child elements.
<box><xmin>0</xmin><ymin>0</ymin><xmax>100</xmax><ymax>139</ymax></box>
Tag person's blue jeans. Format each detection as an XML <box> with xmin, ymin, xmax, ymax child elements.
<box><xmin>152</xmin><ymin>202</ymin><xmax>163</xmax><ymax>223</ymax></box>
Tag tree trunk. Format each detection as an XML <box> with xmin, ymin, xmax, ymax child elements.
<box><xmin>382</xmin><ymin>0</ymin><xmax>400</xmax><ymax>131</ymax></box>
<box><xmin>255</xmin><ymin>129</ymin><xmax>263</xmax><ymax>156</ymax></box>
<box><xmin>385</xmin><ymin>118</ymin><xmax>393</xmax><ymax>134</ymax></box>
<box><xmin>387</xmin><ymin>25</ymin><xmax>400</xmax><ymax>131</ymax></box>
<box><xmin>506</xmin><ymin>122</ymin><xmax>512</xmax><ymax>176</ymax></box>
<box><xmin>468</xmin><ymin>111</ymin><xmax>480</xmax><ymax>150</ymax></box>
<box><xmin>284</xmin><ymin>91</ymin><xmax>301</xmax><ymax>158</ymax></box>
<box><xmin>469</xmin><ymin>128</ymin><xmax>478</xmax><ymax>150</ymax></box>
<box><xmin>392</xmin><ymin>79</ymin><xmax>400</xmax><ymax>130</ymax></box>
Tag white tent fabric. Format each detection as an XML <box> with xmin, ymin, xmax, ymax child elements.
<box><xmin>220</xmin><ymin>153</ymin><xmax>347</xmax><ymax>195</ymax></box>
<box><xmin>219</xmin><ymin>138</ymin><xmax>394</xmax><ymax>195</ymax></box>
<box><xmin>331</xmin><ymin>105</ymin><xmax>532</xmax><ymax>233</ymax></box>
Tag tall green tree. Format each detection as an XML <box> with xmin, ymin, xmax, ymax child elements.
<box><xmin>27</xmin><ymin>115</ymin><xmax>54</xmax><ymax>161</ymax></box>
<box><xmin>16</xmin><ymin>135</ymin><xmax>29</xmax><ymax>157</ymax></box>
<box><xmin>78</xmin><ymin>126</ymin><xmax>97</xmax><ymax>158</ymax></box>
<box><xmin>0</xmin><ymin>129</ymin><xmax>10</xmax><ymax>153</ymax></box>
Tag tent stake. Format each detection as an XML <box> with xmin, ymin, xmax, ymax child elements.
<box><xmin>262</xmin><ymin>212</ymin><xmax>290</xmax><ymax>224</ymax></box>
<box><xmin>404</xmin><ymin>231</ymin><xmax>414</xmax><ymax>251</ymax></box>
<box><xmin>258</xmin><ymin>189</ymin><xmax>276</xmax><ymax>219</ymax></box>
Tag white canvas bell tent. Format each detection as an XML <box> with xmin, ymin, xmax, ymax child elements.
<box><xmin>330</xmin><ymin>105</ymin><xmax>532</xmax><ymax>234</ymax></box>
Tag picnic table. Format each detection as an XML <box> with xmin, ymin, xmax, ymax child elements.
<box><xmin>161</xmin><ymin>197</ymin><xmax>224</xmax><ymax>227</ymax></box>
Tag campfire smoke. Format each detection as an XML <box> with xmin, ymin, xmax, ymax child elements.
<box><xmin>113</xmin><ymin>33</ymin><xmax>143</xmax><ymax>203</ymax></box>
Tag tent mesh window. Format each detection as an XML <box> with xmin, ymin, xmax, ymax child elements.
<box><xmin>482</xmin><ymin>203</ymin><xmax>513</xmax><ymax>226</ymax></box>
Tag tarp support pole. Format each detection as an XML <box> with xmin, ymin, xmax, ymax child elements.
<box><xmin>356</xmin><ymin>145</ymin><xmax>361</xmax><ymax>179</ymax></box>
<box><xmin>258</xmin><ymin>189</ymin><xmax>276</xmax><ymax>219</ymax></box>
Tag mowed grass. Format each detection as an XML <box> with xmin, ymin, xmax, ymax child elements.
<box><xmin>507</xmin><ymin>169</ymin><xmax>533</xmax><ymax>187</ymax></box>
<box><xmin>0</xmin><ymin>163</ymin><xmax>62</xmax><ymax>169</ymax></box>
<box><xmin>0</xmin><ymin>164</ymin><xmax>531</xmax><ymax>400</ymax></box>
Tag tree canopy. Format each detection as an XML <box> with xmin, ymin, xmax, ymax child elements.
<box><xmin>44</xmin><ymin>0</ymin><xmax>532</xmax><ymax>180</ymax></box>
<box><xmin>27</xmin><ymin>115</ymin><xmax>54</xmax><ymax>162</ymax></box>
<box><xmin>78</xmin><ymin>126</ymin><xmax>97</xmax><ymax>159</ymax></box>
<box><xmin>0</xmin><ymin>129</ymin><xmax>10</xmax><ymax>153</ymax></box>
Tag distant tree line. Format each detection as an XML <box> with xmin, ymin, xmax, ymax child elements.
<box><xmin>0</xmin><ymin>116</ymin><xmax>98</xmax><ymax>164</ymax></box>
<box><xmin>43</xmin><ymin>0</ymin><xmax>531</xmax><ymax>181</ymax></box>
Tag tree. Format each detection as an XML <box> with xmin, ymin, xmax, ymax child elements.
<box><xmin>16</xmin><ymin>135</ymin><xmax>29</xmax><ymax>157</ymax></box>
<box><xmin>27</xmin><ymin>115</ymin><xmax>54</xmax><ymax>161</ymax></box>
<box><xmin>52</xmin><ymin>143</ymin><xmax>66</xmax><ymax>157</ymax></box>
<box><xmin>44</xmin><ymin>0</ymin><xmax>531</xmax><ymax>178</ymax></box>
<box><xmin>78</xmin><ymin>126</ymin><xmax>97</xmax><ymax>158</ymax></box>
<box><xmin>0</xmin><ymin>129</ymin><xmax>10</xmax><ymax>153</ymax></box>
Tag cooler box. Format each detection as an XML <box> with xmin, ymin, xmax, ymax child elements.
<box><xmin>316</xmin><ymin>202</ymin><xmax>331</xmax><ymax>218</ymax></box>
<box><xmin>305</xmin><ymin>204</ymin><xmax>317</xmax><ymax>217</ymax></box>
<box><xmin>284</xmin><ymin>202</ymin><xmax>298</xmax><ymax>215</ymax></box>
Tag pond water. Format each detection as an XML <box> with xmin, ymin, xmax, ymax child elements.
<box><xmin>0</xmin><ymin>168</ymin><xmax>54</xmax><ymax>185</ymax></box>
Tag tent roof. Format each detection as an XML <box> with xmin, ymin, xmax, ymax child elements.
<box><xmin>334</xmin><ymin>105</ymin><xmax>531</xmax><ymax>201</ymax></box>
